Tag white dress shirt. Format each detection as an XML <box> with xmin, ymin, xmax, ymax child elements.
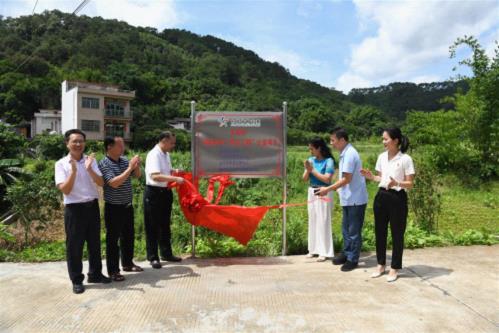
<box><xmin>375</xmin><ymin>151</ymin><xmax>415</xmax><ymax>192</ymax></box>
<box><xmin>145</xmin><ymin>144</ymin><xmax>172</xmax><ymax>187</ymax></box>
<box><xmin>55</xmin><ymin>154</ymin><xmax>102</xmax><ymax>204</ymax></box>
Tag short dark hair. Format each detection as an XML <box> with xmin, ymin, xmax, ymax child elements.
<box><xmin>330</xmin><ymin>127</ymin><xmax>348</xmax><ymax>142</ymax></box>
<box><xmin>158</xmin><ymin>131</ymin><xmax>175</xmax><ymax>142</ymax></box>
<box><xmin>64</xmin><ymin>129</ymin><xmax>86</xmax><ymax>143</ymax></box>
<box><xmin>104</xmin><ymin>136</ymin><xmax>116</xmax><ymax>152</ymax></box>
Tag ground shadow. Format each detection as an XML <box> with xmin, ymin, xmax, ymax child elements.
<box><xmin>358</xmin><ymin>254</ymin><xmax>381</xmax><ymax>269</ymax></box>
<box><xmin>403</xmin><ymin>265</ymin><xmax>453</xmax><ymax>281</ymax></box>
<box><xmin>85</xmin><ymin>265</ymin><xmax>200</xmax><ymax>292</ymax></box>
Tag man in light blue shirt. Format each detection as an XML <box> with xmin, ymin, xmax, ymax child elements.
<box><xmin>318</xmin><ymin>127</ymin><xmax>368</xmax><ymax>271</ymax></box>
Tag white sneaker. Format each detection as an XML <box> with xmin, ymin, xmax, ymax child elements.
<box><xmin>305</xmin><ymin>253</ymin><xmax>314</xmax><ymax>258</ymax></box>
<box><xmin>317</xmin><ymin>256</ymin><xmax>327</xmax><ymax>262</ymax></box>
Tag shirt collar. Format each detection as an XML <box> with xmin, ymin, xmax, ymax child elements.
<box><xmin>388</xmin><ymin>151</ymin><xmax>403</xmax><ymax>162</ymax></box>
<box><xmin>340</xmin><ymin>143</ymin><xmax>351</xmax><ymax>158</ymax></box>
<box><xmin>106</xmin><ymin>155</ymin><xmax>121</xmax><ymax>163</ymax></box>
<box><xmin>154</xmin><ymin>144</ymin><xmax>167</xmax><ymax>156</ymax></box>
<box><xmin>66</xmin><ymin>153</ymin><xmax>86</xmax><ymax>163</ymax></box>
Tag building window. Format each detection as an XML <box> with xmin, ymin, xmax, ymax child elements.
<box><xmin>82</xmin><ymin>97</ymin><xmax>100</xmax><ymax>109</ymax></box>
<box><xmin>81</xmin><ymin>120</ymin><xmax>100</xmax><ymax>132</ymax></box>
<box><xmin>105</xmin><ymin>99</ymin><xmax>125</xmax><ymax>117</ymax></box>
<box><xmin>105</xmin><ymin>123</ymin><xmax>124</xmax><ymax>138</ymax></box>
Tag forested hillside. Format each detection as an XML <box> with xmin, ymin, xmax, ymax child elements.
<box><xmin>348</xmin><ymin>81</ymin><xmax>469</xmax><ymax>120</ymax></box>
<box><xmin>0</xmin><ymin>10</ymin><xmax>465</xmax><ymax>146</ymax></box>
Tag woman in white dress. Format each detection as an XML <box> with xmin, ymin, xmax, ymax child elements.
<box><xmin>361</xmin><ymin>128</ymin><xmax>415</xmax><ymax>282</ymax></box>
<box><xmin>303</xmin><ymin>137</ymin><xmax>335</xmax><ymax>262</ymax></box>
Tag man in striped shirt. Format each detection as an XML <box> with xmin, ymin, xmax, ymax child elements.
<box><xmin>99</xmin><ymin>136</ymin><xmax>142</xmax><ymax>281</ymax></box>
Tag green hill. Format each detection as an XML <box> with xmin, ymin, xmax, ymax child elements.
<box><xmin>0</xmin><ymin>11</ymin><xmax>465</xmax><ymax>146</ymax></box>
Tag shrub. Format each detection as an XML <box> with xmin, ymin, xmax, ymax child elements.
<box><xmin>5</xmin><ymin>162</ymin><xmax>61</xmax><ymax>246</ymax></box>
<box><xmin>0</xmin><ymin>123</ymin><xmax>26</xmax><ymax>159</ymax></box>
<box><xmin>29</xmin><ymin>134</ymin><xmax>66</xmax><ymax>160</ymax></box>
<box><xmin>408</xmin><ymin>158</ymin><xmax>442</xmax><ymax>233</ymax></box>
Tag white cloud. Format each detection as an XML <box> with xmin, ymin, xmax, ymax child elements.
<box><xmin>215</xmin><ymin>33</ymin><xmax>334</xmax><ymax>86</ymax></box>
<box><xmin>93</xmin><ymin>0</ymin><xmax>179</xmax><ymax>30</ymax></box>
<box><xmin>411</xmin><ymin>75</ymin><xmax>441</xmax><ymax>85</ymax></box>
<box><xmin>0</xmin><ymin>0</ymin><xmax>180</xmax><ymax>29</ymax></box>
<box><xmin>336</xmin><ymin>0</ymin><xmax>499</xmax><ymax>93</ymax></box>
<box><xmin>485</xmin><ymin>41</ymin><xmax>498</xmax><ymax>59</ymax></box>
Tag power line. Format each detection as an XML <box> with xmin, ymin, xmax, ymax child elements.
<box><xmin>32</xmin><ymin>0</ymin><xmax>39</xmax><ymax>14</ymax></box>
<box><xmin>10</xmin><ymin>0</ymin><xmax>91</xmax><ymax>73</ymax></box>
<box><xmin>73</xmin><ymin>0</ymin><xmax>90</xmax><ymax>15</ymax></box>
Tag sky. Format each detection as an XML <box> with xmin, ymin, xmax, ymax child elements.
<box><xmin>1</xmin><ymin>0</ymin><xmax>498</xmax><ymax>93</ymax></box>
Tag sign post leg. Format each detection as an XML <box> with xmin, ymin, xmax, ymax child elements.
<box><xmin>190</xmin><ymin>100</ymin><xmax>196</xmax><ymax>258</ymax></box>
<box><xmin>282</xmin><ymin>101</ymin><xmax>288</xmax><ymax>256</ymax></box>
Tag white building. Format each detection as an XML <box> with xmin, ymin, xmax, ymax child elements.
<box><xmin>167</xmin><ymin>117</ymin><xmax>191</xmax><ymax>131</ymax></box>
<box><xmin>61</xmin><ymin>80</ymin><xmax>135</xmax><ymax>141</ymax></box>
<box><xmin>30</xmin><ymin>109</ymin><xmax>62</xmax><ymax>137</ymax></box>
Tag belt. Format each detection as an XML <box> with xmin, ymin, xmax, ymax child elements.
<box><xmin>66</xmin><ymin>199</ymin><xmax>98</xmax><ymax>208</ymax></box>
<box><xmin>379</xmin><ymin>188</ymin><xmax>405</xmax><ymax>194</ymax></box>
<box><xmin>106</xmin><ymin>202</ymin><xmax>133</xmax><ymax>208</ymax></box>
<box><xmin>146</xmin><ymin>185</ymin><xmax>171</xmax><ymax>193</ymax></box>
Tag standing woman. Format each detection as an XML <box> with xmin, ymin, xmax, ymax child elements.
<box><xmin>361</xmin><ymin>128</ymin><xmax>415</xmax><ymax>282</ymax></box>
<box><xmin>303</xmin><ymin>137</ymin><xmax>335</xmax><ymax>261</ymax></box>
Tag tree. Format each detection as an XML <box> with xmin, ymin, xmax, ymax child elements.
<box><xmin>450</xmin><ymin>36</ymin><xmax>499</xmax><ymax>178</ymax></box>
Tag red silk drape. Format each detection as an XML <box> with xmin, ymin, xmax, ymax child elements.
<box><xmin>169</xmin><ymin>172</ymin><xmax>272</xmax><ymax>245</ymax></box>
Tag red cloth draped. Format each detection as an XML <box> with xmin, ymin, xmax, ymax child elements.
<box><xmin>168</xmin><ymin>172</ymin><xmax>271</xmax><ymax>245</ymax></box>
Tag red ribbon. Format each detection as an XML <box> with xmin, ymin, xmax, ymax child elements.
<box><xmin>169</xmin><ymin>172</ymin><xmax>330</xmax><ymax>245</ymax></box>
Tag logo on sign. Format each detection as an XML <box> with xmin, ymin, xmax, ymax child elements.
<box><xmin>230</xmin><ymin>118</ymin><xmax>261</xmax><ymax>127</ymax></box>
<box><xmin>218</xmin><ymin>116</ymin><xmax>229</xmax><ymax>128</ymax></box>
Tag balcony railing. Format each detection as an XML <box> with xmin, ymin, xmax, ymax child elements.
<box><xmin>104</xmin><ymin>108</ymin><xmax>133</xmax><ymax>119</ymax></box>
<box><xmin>104</xmin><ymin>130</ymin><xmax>132</xmax><ymax>140</ymax></box>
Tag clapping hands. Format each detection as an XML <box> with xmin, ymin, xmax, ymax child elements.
<box><xmin>84</xmin><ymin>153</ymin><xmax>96</xmax><ymax>171</ymax></box>
<box><xmin>129</xmin><ymin>155</ymin><xmax>141</xmax><ymax>170</ymax></box>
<box><xmin>304</xmin><ymin>159</ymin><xmax>313</xmax><ymax>172</ymax></box>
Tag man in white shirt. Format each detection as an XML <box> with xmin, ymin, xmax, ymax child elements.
<box><xmin>144</xmin><ymin>131</ymin><xmax>184</xmax><ymax>269</ymax></box>
<box><xmin>55</xmin><ymin>129</ymin><xmax>111</xmax><ymax>294</ymax></box>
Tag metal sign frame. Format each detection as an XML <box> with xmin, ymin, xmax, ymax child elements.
<box><xmin>189</xmin><ymin>102</ymin><xmax>288</xmax><ymax>256</ymax></box>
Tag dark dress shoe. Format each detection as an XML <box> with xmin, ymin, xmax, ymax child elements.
<box><xmin>162</xmin><ymin>255</ymin><xmax>182</xmax><ymax>262</ymax></box>
<box><xmin>122</xmin><ymin>264</ymin><xmax>143</xmax><ymax>272</ymax></box>
<box><xmin>87</xmin><ymin>274</ymin><xmax>112</xmax><ymax>284</ymax></box>
<box><xmin>332</xmin><ymin>253</ymin><xmax>347</xmax><ymax>265</ymax></box>
<box><xmin>73</xmin><ymin>284</ymin><xmax>85</xmax><ymax>294</ymax></box>
<box><xmin>340</xmin><ymin>260</ymin><xmax>358</xmax><ymax>272</ymax></box>
<box><xmin>150</xmin><ymin>260</ymin><xmax>162</xmax><ymax>269</ymax></box>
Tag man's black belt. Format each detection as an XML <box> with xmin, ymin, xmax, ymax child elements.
<box><xmin>106</xmin><ymin>202</ymin><xmax>133</xmax><ymax>208</ymax></box>
<box><xmin>146</xmin><ymin>185</ymin><xmax>171</xmax><ymax>193</ymax></box>
<box><xmin>66</xmin><ymin>199</ymin><xmax>98</xmax><ymax>208</ymax></box>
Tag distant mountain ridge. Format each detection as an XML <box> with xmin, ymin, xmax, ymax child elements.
<box><xmin>348</xmin><ymin>81</ymin><xmax>469</xmax><ymax>120</ymax></box>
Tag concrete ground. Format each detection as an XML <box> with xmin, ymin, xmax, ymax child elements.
<box><xmin>0</xmin><ymin>245</ymin><xmax>498</xmax><ymax>333</ymax></box>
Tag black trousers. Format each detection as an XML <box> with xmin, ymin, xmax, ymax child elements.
<box><xmin>143</xmin><ymin>186</ymin><xmax>174</xmax><ymax>261</ymax></box>
<box><xmin>373</xmin><ymin>189</ymin><xmax>408</xmax><ymax>269</ymax></box>
<box><xmin>64</xmin><ymin>199</ymin><xmax>102</xmax><ymax>284</ymax></box>
<box><xmin>104</xmin><ymin>202</ymin><xmax>135</xmax><ymax>274</ymax></box>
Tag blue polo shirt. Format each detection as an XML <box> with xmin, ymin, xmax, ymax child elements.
<box><xmin>308</xmin><ymin>156</ymin><xmax>334</xmax><ymax>187</ymax></box>
<box><xmin>338</xmin><ymin>143</ymin><xmax>368</xmax><ymax>206</ymax></box>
